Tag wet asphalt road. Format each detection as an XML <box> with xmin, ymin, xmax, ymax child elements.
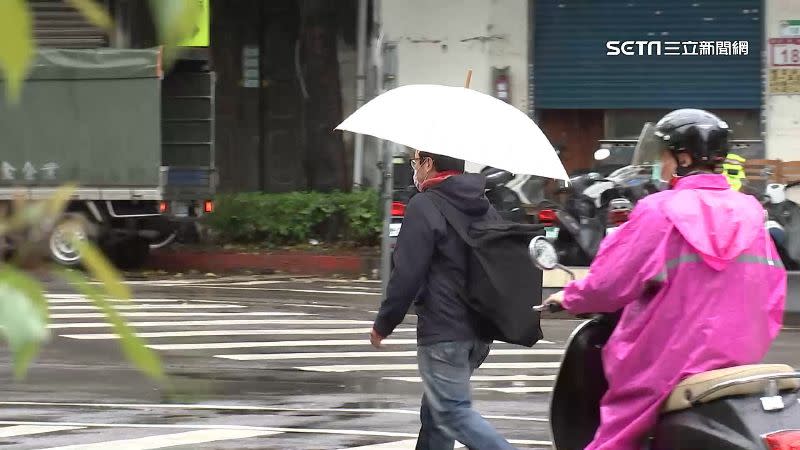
<box><xmin>0</xmin><ymin>274</ymin><xmax>798</xmax><ymax>449</ymax></box>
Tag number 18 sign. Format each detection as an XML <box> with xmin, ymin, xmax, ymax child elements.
<box><xmin>770</xmin><ymin>38</ymin><xmax>800</xmax><ymax>66</ymax></box>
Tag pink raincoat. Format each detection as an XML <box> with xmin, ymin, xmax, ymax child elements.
<box><xmin>562</xmin><ymin>174</ymin><xmax>786</xmax><ymax>450</ymax></box>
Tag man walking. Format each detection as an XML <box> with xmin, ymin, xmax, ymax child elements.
<box><xmin>370</xmin><ymin>149</ymin><xmax>517</xmax><ymax>450</ymax></box>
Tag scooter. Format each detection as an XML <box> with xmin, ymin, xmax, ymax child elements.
<box><xmin>528</xmin><ymin>236</ymin><xmax>800</xmax><ymax>450</ymax></box>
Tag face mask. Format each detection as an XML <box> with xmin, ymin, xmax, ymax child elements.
<box><xmin>413</xmin><ymin>164</ymin><xmax>429</xmax><ymax>191</ymax></box>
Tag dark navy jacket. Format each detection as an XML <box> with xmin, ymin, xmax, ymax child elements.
<box><xmin>373</xmin><ymin>173</ymin><xmax>498</xmax><ymax>345</ymax></box>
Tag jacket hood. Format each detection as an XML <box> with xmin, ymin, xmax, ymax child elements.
<box><xmin>664</xmin><ymin>174</ymin><xmax>764</xmax><ymax>270</ymax></box>
<box><xmin>429</xmin><ymin>173</ymin><xmax>492</xmax><ymax>216</ymax></box>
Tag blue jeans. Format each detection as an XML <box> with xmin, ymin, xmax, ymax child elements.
<box><xmin>415</xmin><ymin>340</ymin><xmax>518</xmax><ymax>450</ymax></box>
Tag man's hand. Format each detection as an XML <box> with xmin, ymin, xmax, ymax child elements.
<box><xmin>370</xmin><ymin>328</ymin><xmax>385</xmax><ymax>349</ymax></box>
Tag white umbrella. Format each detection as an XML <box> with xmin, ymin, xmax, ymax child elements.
<box><xmin>335</xmin><ymin>84</ymin><xmax>569</xmax><ymax>181</ymax></box>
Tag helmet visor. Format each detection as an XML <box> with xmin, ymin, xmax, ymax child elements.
<box><xmin>632</xmin><ymin>122</ymin><xmax>664</xmax><ymax>165</ymax></box>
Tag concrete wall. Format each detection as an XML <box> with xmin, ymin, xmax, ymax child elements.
<box><xmin>381</xmin><ymin>0</ymin><xmax>528</xmax><ymax>110</ymax></box>
<box><xmin>766</xmin><ymin>0</ymin><xmax>800</xmax><ymax>161</ymax></box>
<box><xmin>380</xmin><ymin>0</ymin><xmax>529</xmax><ymax>172</ymax></box>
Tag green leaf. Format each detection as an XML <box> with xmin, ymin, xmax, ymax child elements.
<box><xmin>0</xmin><ymin>269</ymin><xmax>50</xmax><ymax>380</ymax></box>
<box><xmin>147</xmin><ymin>0</ymin><xmax>203</xmax><ymax>65</ymax></box>
<box><xmin>67</xmin><ymin>0</ymin><xmax>113</xmax><ymax>30</ymax></box>
<box><xmin>0</xmin><ymin>0</ymin><xmax>33</xmax><ymax>104</ymax></box>
<box><xmin>61</xmin><ymin>270</ymin><xmax>165</xmax><ymax>381</ymax></box>
<box><xmin>3</xmin><ymin>185</ymin><xmax>75</xmax><ymax>234</ymax></box>
<box><xmin>74</xmin><ymin>240</ymin><xmax>131</xmax><ymax>301</ymax></box>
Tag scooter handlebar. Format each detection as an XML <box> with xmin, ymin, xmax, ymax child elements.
<box><xmin>534</xmin><ymin>302</ymin><xmax>565</xmax><ymax>313</ymax></box>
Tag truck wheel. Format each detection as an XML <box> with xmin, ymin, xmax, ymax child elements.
<box><xmin>49</xmin><ymin>213</ymin><xmax>96</xmax><ymax>267</ymax></box>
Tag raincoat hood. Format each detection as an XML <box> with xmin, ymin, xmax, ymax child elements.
<box><xmin>664</xmin><ymin>174</ymin><xmax>764</xmax><ymax>270</ymax></box>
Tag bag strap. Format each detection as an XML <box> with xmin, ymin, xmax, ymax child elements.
<box><xmin>426</xmin><ymin>190</ymin><xmax>475</xmax><ymax>246</ymax></box>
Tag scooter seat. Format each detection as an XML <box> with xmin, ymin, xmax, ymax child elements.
<box><xmin>662</xmin><ymin>364</ymin><xmax>799</xmax><ymax>413</ymax></box>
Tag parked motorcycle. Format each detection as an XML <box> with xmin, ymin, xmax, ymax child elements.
<box><xmin>528</xmin><ymin>236</ymin><xmax>800</xmax><ymax>450</ymax></box>
<box><xmin>388</xmin><ymin>168</ymin><xmax>531</xmax><ymax>257</ymax></box>
<box><xmin>537</xmin><ymin>166</ymin><xmax>652</xmax><ymax>266</ymax></box>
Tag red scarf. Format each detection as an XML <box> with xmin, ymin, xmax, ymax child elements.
<box><xmin>420</xmin><ymin>170</ymin><xmax>462</xmax><ymax>191</ymax></box>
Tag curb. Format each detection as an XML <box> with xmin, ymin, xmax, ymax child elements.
<box><xmin>147</xmin><ymin>249</ymin><xmax>380</xmax><ymax>277</ymax></box>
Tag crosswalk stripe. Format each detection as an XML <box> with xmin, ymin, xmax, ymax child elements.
<box><xmin>0</xmin><ymin>402</ymin><xmax>548</xmax><ymax>422</ymax></box>
<box><xmin>50</xmin><ymin>311</ymin><xmax>309</xmax><ymax>319</ymax></box>
<box><xmin>215</xmin><ymin>349</ymin><xmax>564</xmax><ymax>361</ymax></box>
<box><xmin>340</xmin><ymin>438</ymin><xmax>551</xmax><ymax>448</ymax></box>
<box><xmin>38</xmin><ymin>429</ymin><xmax>281</xmax><ymax>449</ymax></box>
<box><xmin>476</xmin><ymin>387</ymin><xmax>554</xmax><ymax>393</ymax></box>
<box><xmin>298</xmin><ymin>362</ymin><xmax>561</xmax><ymax>373</ymax></box>
<box><xmin>171</xmin><ymin>286</ymin><xmax>382</xmax><ymax>295</ymax></box>
<box><xmin>0</xmin><ymin>425</ymin><xmax>84</xmax><ymax>437</ymax></box>
<box><xmin>147</xmin><ymin>338</ymin><xmax>419</xmax><ymax>351</ymax></box>
<box><xmin>49</xmin><ymin>304</ymin><xmax>245</xmax><ymax>311</ymax></box>
<box><xmin>340</xmin><ymin>439</ymin><xmax>465</xmax><ymax>449</ymax></box>
<box><xmin>45</xmin><ymin>298</ymin><xmax>209</xmax><ymax>304</ymax></box>
<box><xmin>60</xmin><ymin>328</ymin><xmax>415</xmax><ymax>340</ymax></box>
<box><xmin>383</xmin><ymin>375</ymin><xmax>556</xmax><ymax>382</ymax></box>
<box><xmin>48</xmin><ymin>319</ymin><xmax>373</xmax><ymax>329</ymax></box>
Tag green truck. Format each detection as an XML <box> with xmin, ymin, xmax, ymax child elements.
<box><xmin>0</xmin><ymin>48</ymin><xmax>216</xmax><ymax>268</ymax></box>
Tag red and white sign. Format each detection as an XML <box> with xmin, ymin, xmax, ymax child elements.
<box><xmin>770</xmin><ymin>38</ymin><xmax>800</xmax><ymax>66</ymax></box>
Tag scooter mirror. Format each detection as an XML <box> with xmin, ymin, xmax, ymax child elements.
<box><xmin>594</xmin><ymin>148</ymin><xmax>611</xmax><ymax>161</ymax></box>
<box><xmin>529</xmin><ymin>236</ymin><xmax>559</xmax><ymax>270</ymax></box>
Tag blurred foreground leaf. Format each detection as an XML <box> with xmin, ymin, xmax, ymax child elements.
<box><xmin>0</xmin><ymin>0</ymin><xmax>33</xmax><ymax>103</ymax></box>
<box><xmin>0</xmin><ymin>185</ymin><xmax>75</xmax><ymax>235</ymax></box>
<box><xmin>148</xmin><ymin>0</ymin><xmax>203</xmax><ymax>65</ymax></box>
<box><xmin>61</xmin><ymin>270</ymin><xmax>164</xmax><ymax>381</ymax></box>
<box><xmin>67</xmin><ymin>0</ymin><xmax>114</xmax><ymax>30</ymax></box>
<box><xmin>0</xmin><ymin>268</ymin><xmax>49</xmax><ymax>379</ymax></box>
<box><xmin>75</xmin><ymin>240</ymin><xmax>131</xmax><ymax>301</ymax></box>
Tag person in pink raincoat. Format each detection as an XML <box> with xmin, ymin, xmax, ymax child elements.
<box><xmin>543</xmin><ymin>109</ymin><xmax>787</xmax><ymax>450</ymax></box>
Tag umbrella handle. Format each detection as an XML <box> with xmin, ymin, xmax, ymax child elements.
<box><xmin>465</xmin><ymin>69</ymin><xmax>472</xmax><ymax>89</ymax></box>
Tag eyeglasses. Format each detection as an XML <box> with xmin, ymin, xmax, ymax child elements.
<box><xmin>410</xmin><ymin>157</ymin><xmax>428</xmax><ymax>169</ymax></box>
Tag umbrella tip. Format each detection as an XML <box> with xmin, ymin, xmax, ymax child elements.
<box><xmin>465</xmin><ymin>69</ymin><xmax>472</xmax><ymax>89</ymax></box>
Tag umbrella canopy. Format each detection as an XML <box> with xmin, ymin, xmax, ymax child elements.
<box><xmin>336</xmin><ymin>84</ymin><xmax>569</xmax><ymax>181</ymax></box>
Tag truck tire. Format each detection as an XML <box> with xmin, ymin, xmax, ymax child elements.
<box><xmin>48</xmin><ymin>213</ymin><xmax>96</xmax><ymax>267</ymax></box>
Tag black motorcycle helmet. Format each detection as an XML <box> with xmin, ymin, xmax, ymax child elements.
<box><xmin>653</xmin><ymin>109</ymin><xmax>731</xmax><ymax>175</ymax></box>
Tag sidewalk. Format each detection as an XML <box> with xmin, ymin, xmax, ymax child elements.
<box><xmin>146</xmin><ymin>248</ymin><xmax>381</xmax><ymax>277</ymax></box>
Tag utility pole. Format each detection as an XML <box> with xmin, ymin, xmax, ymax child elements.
<box><xmin>352</xmin><ymin>0</ymin><xmax>368</xmax><ymax>188</ymax></box>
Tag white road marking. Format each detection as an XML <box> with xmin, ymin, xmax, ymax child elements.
<box><xmin>61</xmin><ymin>328</ymin><xmax>414</xmax><ymax>340</ymax></box>
<box><xmin>0</xmin><ymin>420</ymin><xmax>421</xmax><ymax>439</ymax></box>
<box><xmin>216</xmin><ymin>349</ymin><xmax>563</xmax><ymax>361</ymax></box>
<box><xmin>384</xmin><ymin>375</ymin><xmax>556</xmax><ymax>383</ymax></box>
<box><xmin>50</xmin><ymin>311</ymin><xmax>308</xmax><ymax>319</ymax></box>
<box><xmin>0</xmin><ymin>421</ymin><xmax>550</xmax><ymax>447</ymax></box>
<box><xmin>0</xmin><ymin>425</ymin><xmax>84</xmax><ymax>437</ymax></box>
<box><xmin>49</xmin><ymin>304</ymin><xmax>245</xmax><ymax>311</ymax></box>
<box><xmin>48</xmin><ymin>319</ymin><xmax>372</xmax><ymax>329</ymax></box>
<box><xmin>47</xmin><ymin>298</ymin><xmax>192</xmax><ymax>304</ymax></box>
<box><xmin>46</xmin><ymin>297</ymin><xmax>234</xmax><ymax>305</ymax></box>
<box><xmin>0</xmin><ymin>402</ymin><xmax>547</xmax><ymax>422</ymax></box>
<box><xmin>283</xmin><ymin>303</ymin><xmax>348</xmax><ymax>309</ymax></box>
<box><xmin>476</xmin><ymin>387</ymin><xmax>554</xmax><ymax>394</ymax></box>
<box><xmin>307</xmin><ymin>278</ymin><xmax>382</xmax><ymax>284</ymax></box>
<box><xmin>38</xmin><ymin>429</ymin><xmax>280</xmax><ymax>450</ymax></box>
<box><xmin>324</xmin><ymin>286</ymin><xmax>377</xmax><ymax>291</ymax></box>
<box><xmin>148</xmin><ymin>338</ymin><xmax>419</xmax><ymax>351</ymax></box>
<box><xmin>298</xmin><ymin>362</ymin><xmax>561</xmax><ymax>373</ymax></box>
<box><xmin>340</xmin><ymin>439</ymin><xmax>464</xmax><ymax>449</ymax></box>
<box><xmin>165</xmin><ymin>286</ymin><xmax>381</xmax><ymax>295</ymax></box>
<box><xmin>215</xmin><ymin>280</ymin><xmax>287</xmax><ymax>286</ymax></box>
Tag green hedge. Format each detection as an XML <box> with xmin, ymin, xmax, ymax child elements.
<box><xmin>204</xmin><ymin>190</ymin><xmax>383</xmax><ymax>247</ymax></box>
